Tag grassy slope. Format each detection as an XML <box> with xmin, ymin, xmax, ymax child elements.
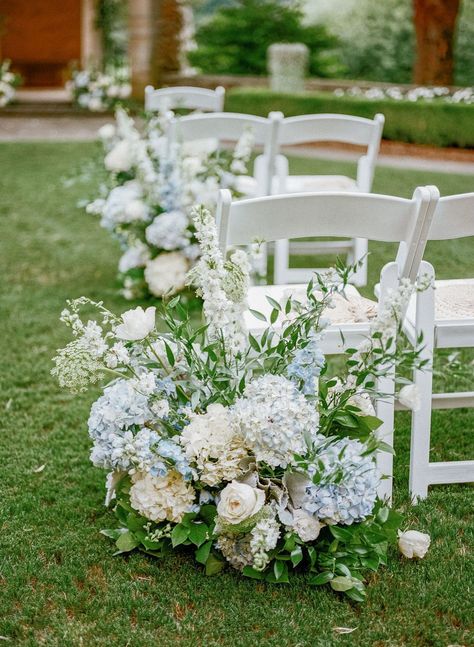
<box><xmin>0</xmin><ymin>142</ymin><xmax>473</xmax><ymax>647</ymax></box>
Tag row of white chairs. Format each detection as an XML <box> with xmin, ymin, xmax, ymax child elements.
<box><xmin>216</xmin><ymin>188</ymin><xmax>474</xmax><ymax>502</ymax></box>
<box><xmin>146</xmin><ymin>84</ymin><xmax>384</xmax><ymax>288</ymax></box>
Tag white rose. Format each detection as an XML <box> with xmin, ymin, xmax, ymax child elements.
<box><xmin>119</xmin><ymin>83</ymin><xmax>132</xmax><ymax>98</ymax></box>
<box><xmin>98</xmin><ymin>123</ymin><xmax>116</xmax><ymax>140</ymax></box>
<box><xmin>217</xmin><ymin>481</ymin><xmax>265</xmax><ymax>525</ymax></box>
<box><xmin>399</xmin><ymin>384</ymin><xmax>421</xmax><ymax>411</ymax></box>
<box><xmin>104</xmin><ymin>140</ymin><xmax>133</xmax><ymax>172</ymax></box>
<box><xmin>398</xmin><ymin>530</ymin><xmax>431</xmax><ymax>559</ymax></box>
<box><xmin>144</xmin><ymin>252</ymin><xmax>189</xmax><ymax>297</ymax></box>
<box><xmin>115</xmin><ymin>306</ymin><xmax>156</xmax><ymax>341</ymax></box>
<box><xmin>88</xmin><ymin>96</ymin><xmax>105</xmax><ymax>112</ymax></box>
<box><xmin>290</xmin><ymin>509</ymin><xmax>323</xmax><ymax>542</ymax></box>
<box><xmin>124</xmin><ymin>199</ymin><xmax>148</xmax><ymax>221</ymax></box>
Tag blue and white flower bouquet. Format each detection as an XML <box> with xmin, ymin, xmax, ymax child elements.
<box><xmin>68</xmin><ymin>65</ymin><xmax>131</xmax><ymax>112</ymax></box>
<box><xmin>52</xmin><ymin>207</ymin><xmax>429</xmax><ymax>601</ymax></box>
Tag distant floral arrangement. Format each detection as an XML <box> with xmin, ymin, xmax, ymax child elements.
<box><xmin>52</xmin><ymin>207</ymin><xmax>430</xmax><ymax>600</ymax></box>
<box><xmin>86</xmin><ymin>107</ymin><xmax>255</xmax><ymax>299</ymax></box>
<box><xmin>0</xmin><ymin>60</ymin><xmax>22</xmax><ymax>107</ymax></box>
<box><xmin>68</xmin><ymin>66</ymin><xmax>131</xmax><ymax>112</ymax></box>
<box><xmin>334</xmin><ymin>85</ymin><xmax>474</xmax><ymax>105</ymax></box>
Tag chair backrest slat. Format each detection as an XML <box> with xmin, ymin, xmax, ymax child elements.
<box><xmin>427</xmin><ymin>193</ymin><xmax>474</xmax><ymax>240</ymax></box>
<box><xmin>278</xmin><ymin>113</ymin><xmax>384</xmax><ymax>148</ymax></box>
<box><xmin>217</xmin><ymin>187</ymin><xmax>439</xmax><ymax>281</ymax></box>
<box><xmin>145</xmin><ymin>85</ymin><xmax>225</xmax><ymax>112</ymax></box>
<box><xmin>169</xmin><ymin>112</ymin><xmax>278</xmax><ymax>147</ymax></box>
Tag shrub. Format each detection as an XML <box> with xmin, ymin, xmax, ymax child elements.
<box><xmin>189</xmin><ymin>0</ymin><xmax>345</xmax><ymax>78</ymax></box>
<box><xmin>225</xmin><ymin>87</ymin><xmax>474</xmax><ymax>148</ymax></box>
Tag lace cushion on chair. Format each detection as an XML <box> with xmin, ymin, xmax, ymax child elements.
<box><xmin>435</xmin><ymin>279</ymin><xmax>474</xmax><ymax>320</ymax></box>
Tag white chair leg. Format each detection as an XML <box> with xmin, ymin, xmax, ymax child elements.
<box><xmin>409</xmin><ymin>261</ymin><xmax>436</xmax><ymax>501</ymax></box>
<box><xmin>274</xmin><ymin>239</ymin><xmax>290</xmax><ymax>285</ymax></box>
<box><xmin>351</xmin><ymin>238</ymin><xmax>368</xmax><ymax>287</ymax></box>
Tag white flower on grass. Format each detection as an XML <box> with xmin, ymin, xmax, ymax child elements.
<box><xmin>99</xmin><ymin>181</ymin><xmax>149</xmax><ymax>230</ymax></box>
<box><xmin>144</xmin><ymin>252</ymin><xmax>189</xmax><ymax>298</ymax></box>
<box><xmin>98</xmin><ymin>123</ymin><xmax>116</xmax><ymax>141</ymax></box>
<box><xmin>398</xmin><ymin>530</ymin><xmax>431</xmax><ymax>559</ymax></box>
<box><xmin>145</xmin><ymin>211</ymin><xmax>190</xmax><ymax>250</ymax></box>
<box><xmin>129</xmin><ymin>470</ymin><xmax>195</xmax><ymax>523</ymax></box>
<box><xmin>399</xmin><ymin>384</ymin><xmax>421</xmax><ymax>411</ymax></box>
<box><xmin>232</xmin><ymin>375</ymin><xmax>320</xmax><ymax>468</ymax></box>
<box><xmin>104</xmin><ymin>140</ymin><xmax>133</xmax><ymax>173</ymax></box>
<box><xmin>181</xmin><ymin>404</ymin><xmax>248</xmax><ymax>487</ymax></box>
<box><xmin>115</xmin><ymin>306</ymin><xmax>156</xmax><ymax>341</ymax></box>
<box><xmin>118</xmin><ymin>242</ymin><xmax>151</xmax><ymax>274</ymax></box>
<box><xmin>249</xmin><ymin>508</ymin><xmax>280</xmax><ymax>571</ymax></box>
<box><xmin>288</xmin><ymin>509</ymin><xmax>323</xmax><ymax>542</ymax></box>
<box><xmin>124</xmin><ymin>199</ymin><xmax>148</xmax><ymax>221</ymax></box>
<box><xmin>217</xmin><ymin>481</ymin><xmax>265</xmax><ymax>525</ymax></box>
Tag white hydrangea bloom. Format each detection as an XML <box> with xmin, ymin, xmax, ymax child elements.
<box><xmin>145</xmin><ymin>211</ymin><xmax>191</xmax><ymax>250</ymax></box>
<box><xmin>144</xmin><ymin>252</ymin><xmax>189</xmax><ymax>297</ymax></box>
<box><xmin>232</xmin><ymin>375</ymin><xmax>321</xmax><ymax>468</ymax></box>
<box><xmin>129</xmin><ymin>470</ymin><xmax>195</xmax><ymax>523</ymax></box>
<box><xmin>180</xmin><ymin>404</ymin><xmax>248</xmax><ymax>487</ymax></box>
<box><xmin>118</xmin><ymin>241</ymin><xmax>151</xmax><ymax>274</ymax></box>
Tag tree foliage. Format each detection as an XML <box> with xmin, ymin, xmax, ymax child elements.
<box><xmin>188</xmin><ymin>0</ymin><xmax>345</xmax><ymax>77</ymax></box>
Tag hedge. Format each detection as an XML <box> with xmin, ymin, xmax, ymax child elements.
<box><xmin>225</xmin><ymin>87</ymin><xmax>474</xmax><ymax>148</ymax></box>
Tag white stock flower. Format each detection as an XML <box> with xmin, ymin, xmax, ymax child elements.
<box><xmin>130</xmin><ymin>470</ymin><xmax>195</xmax><ymax>523</ymax></box>
<box><xmin>180</xmin><ymin>403</ymin><xmax>248</xmax><ymax>486</ymax></box>
<box><xmin>398</xmin><ymin>530</ymin><xmax>431</xmax><ymax>559</ymax></box>
<box><xmin>289</xmin><ymin>509</ymin><xmax>323</xmax><ymax>542</ymax></box>
<box><xmin>217</xmin><ymin>481</ymin><xmax>265</xmax><ymax>525</ymax></box>
<box><xmin>144</xmin><ymin>252</ymin><xmax>189</xmax><ymax>297</ymax></box>
<box><xmin>399</xmin><ymin>384</ymin><xmax>421</xmax><ymax>411</ymax></box>
<box><xmin>104</xmin><ymin>140</ymin><xmax>133</xmax><ymax>172</ymax></box>
<box><xmin>115</xmin><ymin>306</ymin><xmax>156</xmax><ymax>341</ymax></box>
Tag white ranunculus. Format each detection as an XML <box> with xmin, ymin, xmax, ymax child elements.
<box><xmin>115</xmin><ymin>306</ymin><xmax>156</xmax><ymax>341</ymax></box>
<box><xmin>104</xmin><ymin>140</ymin><xmax>133</xmax><ymax>172</ymax></box>
<box><xmin>399</xmin><ymin>384</ymin><xmax>421</xmax><ymax>411</ymax></box>
<box><xmin>98</xmin><ymin>123</ymin><xmax>116</xmax><ymax>140</ymax></box>
<box><xmin>217</xmin><ymin>481</ymin><xmax>265</xmax><ymax>525</ymax></box>
<box><xmin>290</xmin><ymin>509</ymin><xmax>323</xmax><ymax>542</ymax></box>
<box><xmin>398</xmin><ymin>530</ymin><xmax>431</xmax><ymax>559</ymax></box>
<box><xmin>144</xmin><ymin>252</ymin><xmax>189</xmax><ymax>297</ymax></box>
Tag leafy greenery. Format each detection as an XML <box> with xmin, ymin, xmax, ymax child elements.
<box><xmin>225</xmin><ymin>87</ymin><xmax>474</xmax><ymax>148</ymax></box>
<box><xmin>189</xmin><ymin>0</ymin><xmax>344</xmax><ymax>77</ymax></box>
<box><xmin>95</xmin><ymin>0</ymin><xmax>128</xmax><ymax>67</ymax></box>
<box><xmin>0</xmin><ymin>142</ymin><xmax>473</xmax><ymax>645</ymax></box>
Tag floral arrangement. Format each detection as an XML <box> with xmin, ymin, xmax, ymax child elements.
<box><xmin>0</xmin><ymin>60</ymin><xmax>21</xmax><ymax>107</ymax></box>
<box><xmin>52</xmin><ymin>206</ymin><xmax>430</xmax><ymax>601</ymax></box>
<box><xmin>68</xmin><ymin>65</ymin><xmax>131</xmax><ymax>112</ymax></box>
<box><xmin>86</xmin><ymin>107</ymin><xmax>255</xmax><ymax>300</ymax></box>
<box><xmin>333</xmin><ymin>84</ymin><xmax>474</xmax><ymax>104</ymax></box>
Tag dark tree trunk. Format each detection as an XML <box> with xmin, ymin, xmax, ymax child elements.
<box><xmin>413</xmin><ymin>0</ymin><xmax>461</xmax><ymax>85</ymax></box>
<box><xmin>153</xmin><ymin>0</ymin><xmax>183</xmax><ymax>83</ymax></box>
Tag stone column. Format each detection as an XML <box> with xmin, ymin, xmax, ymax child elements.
<box><xmin>128</xmin><ymin>0</ymin><xmax>154</xmax><ymax>97</ymax></box>
<box><xmin>268</xmin><ymin>43</ymin><xmax>309</xmax><ymax>93</ymax></box>
<box><xmin>81</xmin><ymin>0</ymin><xmax>102</xmax><ymax>67</ymax></box>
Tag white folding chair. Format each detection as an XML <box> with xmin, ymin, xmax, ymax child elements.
<box><xmin>169</xmin><ymin>112</ymin><xmax>281</xmax><ymax>197</ymax></box>
<box><xmin>216</xmin><ymin>186</ymin><xmax>439</xmax><ymax>501</ymax></box>
<box><xmin>266</xmin><ymin>114</ymin><xmax>384</xmax><ymax>288</ymax></box>
<box><xmin>144</xmin><ymin>85</ymin><xmax>225</xmax><ymax>113</ymax></box>
<box><xmin>403</xmin><ymin>193</ymin><xmax>474</xmax><ymax>500</ymax></box>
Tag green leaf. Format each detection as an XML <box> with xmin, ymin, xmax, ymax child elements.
<box><xmin>126</xmin><ymin>512</ymin><xmax>146</xmax><ymax>532</ymax></box>
<box><xmin>100</xmin><ymin>528</ymin><xmax>127</xmax><ymax>541</ymax></box>
<box><xmin>205</xmin><ymin>553</ymin><xmax>225</xmax><ymax>576</ymax></box>
<box><xmin>270</xmin><ymin>308</ymin><xmax>279</xmax><ymax>324</ymax></box>
<box><xmin>330</xmin><ymin>576</ymin><xmax>354</xmax><ymax>592</ymax></box>
<box><xmin>290</xmin><ymin>546</ymin><xmax>303</xmax><ymax>567</ymax></box>
<box><xmin>199</xmin><ymin>504</ymin><xmax>217</xmax><ymax>526</ymax></box>
<box><xmin>242</xmin><ymin>566</ymin><xmax>265</xmax><ymax>580</ymax></box>
<box><xmin>249</xmin><ymin>308</ymin><xmax>267</xmax><ymax>322</ymax></box>
<box><xmin>248</xmin><ymin>333</ymin><xmax>261</xmax><ymax>352</ymax></box>
<box><xmin>360</xmin><ymin>415</ymin><xmax>383</xmax><ymax>430</ymax></box>
<box><xmin>188</xmin><ymin>522</ymin><xmax>209</xmax><ymax>547</ymax></box>
<box><xmin>163</xmin><ymin>340</ymin><xmax>175</xmax><ymax>367</ymax></box>
<box><xmin>309</xmin><ymin>571</ymin><xmax>334</xmax><ymax>586</ymax></box>
<box><xmin>345</xmin><ymin>586</ymin><xmax>366</xmax><ymax>602</ymax></box>
<box><xmin>329</xmin><ymin>526</ymin><xmax>354</xmax><ymax>542</ymax></box>
<box><xmin>266</xmin><ymin>296</ymin><xmax>281</xmax><ymax>310</ymax></box>
<box><xmin>171</xmin><ymin>524</ymin><xmax>190</xmax><ymax>547</ymax></box>
<box><xmin>115</xmin><ymin>531</ymin><xmax>139</xmax><ymax>553</ymax></box>
<box><xmin>195</xmin><ymin>540</ymin><xmax>212</xmax><ymax>565</ymax></box>
<box><xmin>376</xmin><ymin>506</ymin><xmax>390</xmax><ymax>524</ymax></box>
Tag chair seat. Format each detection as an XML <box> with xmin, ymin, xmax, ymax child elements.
<box><xmin>246</xmin><ymin>283</ymin><xmax>378</xmax><ymax>353</ymax></box>
<box><xmin>404</xmin><ymin>278</ymin><xmax>474</xmax><ymax>348</ymax></box>
<box><xmin>234</xmin><ymin>174</ymin><xmax>358</xmax><ymax>197</ymax></box>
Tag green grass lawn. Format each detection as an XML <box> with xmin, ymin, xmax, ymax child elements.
<box><xmin>1</xmin><ymin>142</ymin><xmax>473</xmax><ymax>647</ymax></box>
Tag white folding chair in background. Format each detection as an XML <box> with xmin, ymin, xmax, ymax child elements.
<box><xmin>403</xmin><ymin>192</ymin><xmax>474</xmax><ymax>500</ymax></box>
<box><xmin>267</xmin><ymin>114</ymin><xmax>385</xmax><ymax>288</ymax></box>
<box><xmin>144</xmin><ymin>85</ymin><xmax>225</xmax><ymax>113</ymax></box>
<box><xmin>216</xmin><ymin>186</ymin><xmax>439</xmax><ymax>501</ymax></box>
<box><xmin>169</xmin><ymin>112</ymin><xmax>281</xmax><ymax>197</ymax></box>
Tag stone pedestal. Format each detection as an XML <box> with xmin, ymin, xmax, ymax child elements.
<box><xmin>268</xmin><ymin>43</ymin><xmax>309</xmax><ymax>93</ymax></box>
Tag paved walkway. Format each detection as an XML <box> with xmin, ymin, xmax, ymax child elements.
<box><xmin>1</xmin><ymin>114</ymin><xmax>474</xmax><ymax>175</ymax></box>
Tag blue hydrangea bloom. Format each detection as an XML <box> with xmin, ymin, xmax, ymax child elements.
<box><xmin>287</xmin><ymin>336</ymin><xmax>326</xmax><ymax>395</ymax></box>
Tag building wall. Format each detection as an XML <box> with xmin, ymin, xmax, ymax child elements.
<box><xmin>0</xmin><ymin>0</ymin><xmax>82</xmax><ymax>86</ymax></box>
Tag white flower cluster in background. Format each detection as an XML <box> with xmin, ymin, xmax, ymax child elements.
<box><xmin>68</xmin><ymin>66</ymin><xmax>131</xmax><ymax>112</ymax></box>
<box><xmin>0</xmin><ymin>60</ymin><xmax>21</xmax><ymax>107</ymax></box>
<box><xmin>334</xmin><ymin>84</ymin><xmax>474</xmax><ymax>104</ymax></box>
